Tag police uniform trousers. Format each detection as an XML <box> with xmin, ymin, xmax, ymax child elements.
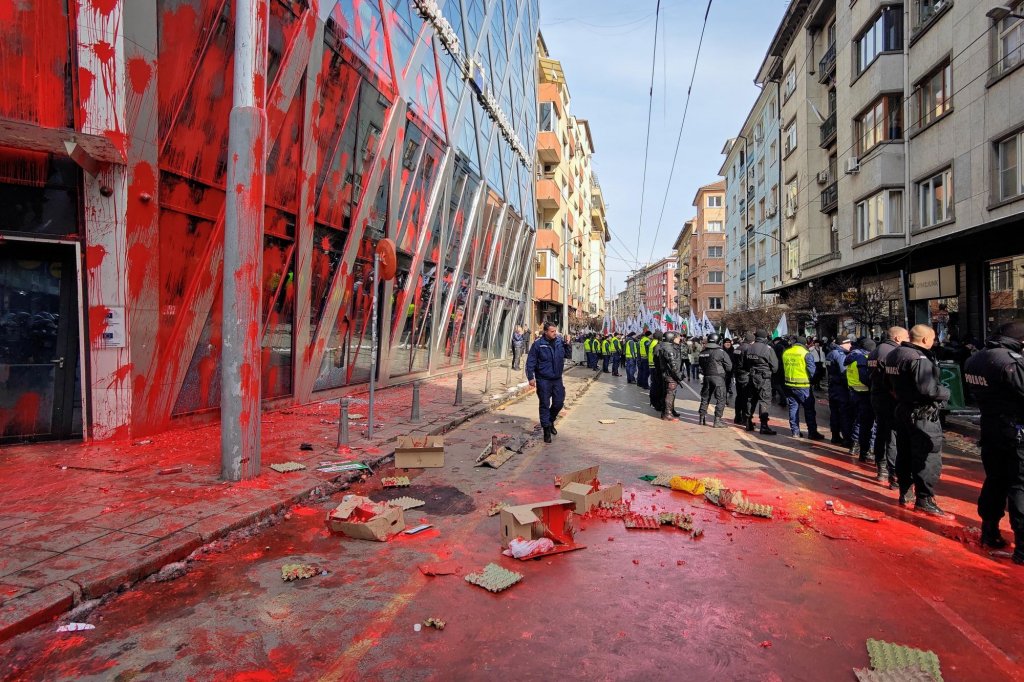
<box><xmin>848</xmin><ymin>390</ymin><xmax>875</xmax><ymax>457</ymax></box>
<box><xmin>871</xmin><ymin>394</ymin><xmax>898</xmax><ymax>479</ymax></box>
<box><xmin>828</xmin><ymin>384</ymin><xmax>851</xmax><ymax>442</ymax></box>
<box><xmin>894</xmin><ymin>405</ymin><xmax>943</xmax><ymax>498</ymax></box>
<box><xmin>733</xmin><ymin>379</ymin><xmax>749</xmax><ymax>424</ymax></box>
<box><xmin>699</xmin><ymin>375</ymin><xmax>727</xmax><ymax>420</ymax></box>
<box><xmin>535</xmin><ymin>376</ymin><xmax>565</xmax><ymax>428</ymax></box>
<box><xmin>650</xmin><ymin>370</ymin><xmax>664</xmax><ymax>412</ymax></box>
<box><xmin>978</xmin><ymin>438</ymin><xmax>1024</xmax><ymax>541</ymax></box>
<box><xmin>637</xmin><ymin>361</ymin><xmax>650</xmax><ymax>389</ymax></box>
<box><xmin>747</xmin><ymin>372</ymin><xmax>773</xmax><ymax>425</ymax></box>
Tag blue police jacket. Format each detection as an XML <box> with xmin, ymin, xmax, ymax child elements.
<box><xmin>826</xmin><ymin>347</ymin><xmax>849</xmax><ymax>385</ymax></box>
<box><xmin>526</xmin><ymin>335</ymin><xmax>568</xmax><ymax>381</ymax></box>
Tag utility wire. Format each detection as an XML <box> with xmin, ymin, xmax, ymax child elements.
<box><xmin>633</xmin><ymin>0</ymin><xmax>662</xmax><ymax>271</ymax></box>
<box><xmin>648</xmin><ymin>0</ymin><xmax>714</xmax><ymax>264</ymax></box>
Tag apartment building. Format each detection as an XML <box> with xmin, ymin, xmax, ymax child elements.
<box><xmin>757</xmin><ymin>0</ymin><xmax>1024</xmax><ymax>339</ymax></box>
<box><xmin>672</xmin><ymin>219</ymin><xmax>695</xmax><ymax>316</ymax></box>
<box><xmin>719</xmin><ymin>85</ymin><xmax>784</xmax><ymax>310</ymax></box>
<box><xmin>685</xmin><ymin>182</ymin><xmax>728</xmax><ymax>322</ymax></box>
<box><xmin>533</xmin><ymin>36</ymin><xmax>609</xmax><ymax>331</ymax></box>
<box><xmin>642</xmin><ymin>257</ymin><xmax>678</xmax><ymax>315</ymax></box>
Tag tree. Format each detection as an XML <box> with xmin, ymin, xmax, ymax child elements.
<box><xmin>836</xmin><ymin>276</ymin><xmax>900</xmax><ymax>335</ymax></box>
<box><xmin>722</xmin><ymin>295</ymin><xmax>785</xmax><ymax>336</ymax></box>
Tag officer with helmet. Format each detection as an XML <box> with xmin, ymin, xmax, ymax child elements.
<box><xmin>698</xmin><ymin>333</ymin><xmax>733</xmax><ymax>427</ymax></box>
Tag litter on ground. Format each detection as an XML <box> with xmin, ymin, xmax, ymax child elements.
<box><xmin>465</xmin><ymin>563</ymin><xmax>523</xmax><ymax>593</ymax></box>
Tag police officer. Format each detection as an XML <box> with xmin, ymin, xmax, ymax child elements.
<box><xmin>525</xmin><ymin>322</ymin><xmax>569</xmax><ymax>444</ymax></box>
<box><xmin>638</xmin><ymin>330</ymin><xmax>652</xmax><ymax>389</ymax></box>
<box><xmin>624</xmin><ymin>332</ymin><xmax>640</xmax><ymax>384</ymax></box>
<box><xmin>649</xmin><ymin>331</ymin><xmax>664</xmax><ymax>412</ymax></box>
<box><xmin>611</xmin><ymin>333</ymin><xmax>623</xmax><ymax>377</ymax></box>
<box><xmin>783</xmin><ymin>336</ymin><xmax>826</xmax><ymax>440</ymax></box>
<box><xmin>963</xmin><ymin>320</ymin><xmax>1024</xmax><ymax>563</ymax></box>
<box><xmin>743</xmin><ymin>330</ymin><xmax>779</xmax><ymax>435</ymax></box>
<box><xmin>826</xmin><ymin>335</ymin><xmax>854</xmax><ymax>445</ymax></box>
<box><xmin>846</xmin><ymin>338</ymin><xmax>876</xmax><ymax>461</ymax></box>
<box><xmin>733</xmin><ymin>332</ymin><xmax>754</xmax><ymax>425</ymax></box>
<box><xmin>583</xmin><ymin>334</ymin><xmax>596</xmax><ymax>370</ymax></box>
<box><xmin>870</xmin><ymin>326</ymin><xmax>909</xmax><ymax>486</ymax></box>
<box><xmin>885</xmin><ymin>324</ymin><xmax>950</xmax><ymax>515</ymax></box>
<box><xmin>656</xmin><ymin>331</ymin><xmax>685</xmax><ymax>421</ymax></box>
<box><xmin>601</xmin><ymin>335</ymin><xmax>612</xmax><ymax>373</ymax></box>
<box><xmin>698</xmin><ymin>333</ymin><xmax>733</xmax><ymax>428</ymax></box>
<box><xmin>722</xmin><ymin>338</ymin><xmax>736</xmax><ymax>398</ymax></box>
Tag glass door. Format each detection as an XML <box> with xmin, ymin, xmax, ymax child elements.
<box><xmin>0</xmin><ymin>240</ymin><xmax>80</xmax><ymax>442</ymax></box>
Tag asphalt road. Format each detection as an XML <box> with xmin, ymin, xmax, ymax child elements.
<box><xmin>2</xmin><ymin>371</ymin><xmax>1022</xmax><ymax>681</ymax></box>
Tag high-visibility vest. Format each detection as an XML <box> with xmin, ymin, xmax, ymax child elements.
<box><xmin>648</xmin><ymin>340</ymin><xmax>659</xmax><ymax>367</ymax></box>
<box><xmin>625</xmin><ymin>339</ymin><xmax>638</xmax><ymax>358</ymax></box>
<box><xmin>782</xmin><ymin>345</ymin><xmax>811</xmax><ymax>388</ymax></box>
<box><xmin>847</xmin><ymin>354</ymin><xmax>869</xmax><ymax>392</ymax></box>
<box><xmin>639</xmin><ymin>337</ymin><xmax>652</xmax><ymax>357</ymax></box>
<box><xmin>584</xmin><ymin>338</ymin><xmax>592</xmax><ymax>352</ymax></box>
<box><xmin>613</xmin><ymin>338</ymin><xmax>622</xmax><ymax>353</ymax></box>
<box><xmin>601</xmin><ymin>339</ymin><xmax>609</xmax><ymax>354</ymax></box>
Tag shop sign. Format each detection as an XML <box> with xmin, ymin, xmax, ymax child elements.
<box><xmin>908</xmin><ymin>266</ymin><xmax>957</xmax><ymax>301</ymax></box>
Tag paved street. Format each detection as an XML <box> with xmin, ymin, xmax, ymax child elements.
<box><xmin>2</xmin><ymin>372</ymin><xmax>1022</xmax><ymax>681</ymax></box>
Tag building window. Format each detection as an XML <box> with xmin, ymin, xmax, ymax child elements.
<box><xmin>706</xmin><ymin>220</ymin><xmax>724</xmax><ymax>232</ymax></box>
<box><xmin>989</xmin><ymin>259</ymin><xmax>1014</xmax><ymax>291</ymax></box>
<box><xmin>915</xmin><ymin>60</ymin><xmax>952</xmax><ymax>128</ymax></box>
<box><xmin>536</xmin><ymin>250</ymin><xmax>558</xmax><ymax>280</ymax></box>
<box><xmin>784</xmin><ymin>120</ymin><xmax>797</xmax><ymax>156</ymax></box>
<box><xmin>784</xmin><ymin>63</ymin><xmax>797</xmax><ymax>100</ymax></box>
<box><xmin>708</xmin><ymin>246</ymin><xmax>723</xmax><ymax>258</ymax></box>
<box><xmin>855</xmin><ymin>189</ymin><xmax>904</xmax><ymax>242</ymax></box>
<box><xmin>771</xmin><ymin>229</ymin><xmax>780</xmax><ymax>254</ymax></box>
<box><xmin>787</xmin><ymin>239</ymin><xmax>799</xmax><ymax>272</ymax></box>
<box><xmin>997</xmin><ymin>11</ymin><xmax>1024</xmax><ymax>74</ymax></box>
<box><xmin>539</xmin><ymin>102</ymin><xmax>558</xmax><ymax>132</ymax></box>
<box><xmin>707</xmin><ymin>195</ymin><xmax>723</xmax><ymax>208</ymax></box>
<box><xmin>998</xmin><ymin>131</ymin><xmax>1024</xmax><ymax>201</ymax></box>
<box><xmin>856</xmin><ymin>7</ymin><xmax>904</xmax><ymax>76</ymax></box>
<box><xmin>785</xmin><ymin>180</ymin><xmax>799</xmax><ymax>217</ymax></box>
<box><xmin>769</xmin><ymin>140</ymin><xmax>777</xmax><ymax>164</ymax></box>
<box><xmin>917</xmin><ymin>167</ymin><xmax>953</xmax><ymax>228</ymax></box>
<box><xmin>756</xmin><ymin>158</ymin><xmax>765</xmax><ymax>184</ymax></box>
<box><xmin>708</xmin><ymin>297</ymin><xmax>723</xmax><ymax>310</ymax></box>
<box><xmin>708</xmin><ymin>271</ymin><xmax>724</xmax><ymax>283</ymax></box>
<box><xmin>757</xmin><ymin>240</ymin><xmax>766</xmax><ymax>265</ymax></box>
<box><xmin>914</xmin><ymin>0</ymin><xmax>949</xmax><ymax>31</ymax></box>
<box><xmin>855</xmin><ymin>94</ymin><xmax>902</xmax><ymax>155</ymax></box>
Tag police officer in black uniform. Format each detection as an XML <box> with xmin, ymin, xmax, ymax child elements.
<box><xmin>743</xmin><ymin>329</ymin><xmax>779</xmax><ymax>435</ymax></box>
<box><xmin>655</xmin><ymin>331</ymin><xmax>685</xmax><ymax>421</ymax></box>
<box><xmin>869</xmin><ymin>326</ymin><xmax>908</xmax><ymax>487</ymax></box>
<box><xmin>885</xmin><ymin>324</ymin><xmax>950</xmax><ymax>515</ymax></box>
<box><xmin>732</xmin><ymin>332</ymin><xmax>753</xmax><ymax>425</ymax></box>
<box><xmin>963</xmin><ymin>320</ymin><xmax>1024</xmax><ymax>564</ymax></box>
<box><xmin>698</xmin><ymin>333</ymin><xmax>733</xmax><ymax>427</ymax></box>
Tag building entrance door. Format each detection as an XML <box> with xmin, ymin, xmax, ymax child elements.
<box><xmin>0</xmin><ymin>240</ymin><xmax>81</xmax><ymax>442</ymax></box>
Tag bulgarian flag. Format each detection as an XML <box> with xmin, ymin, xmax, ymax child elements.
<box><xmin>663</xmin><ymin>308</ymin><xmax>675</xmax><ymax>331</ymax></box>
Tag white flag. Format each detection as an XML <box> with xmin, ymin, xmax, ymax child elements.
<box><xmin>774</xmin><ymin>313</ymin><xmax>789</xmax><ymax>339</ymax></box>
<box><xmin>700</xmin><ymin>312</ymin><xmax>714</xmax><ymax>336</ymax></box>
<box><xmin>724</xmin><ymin>328</ymin><xmax>733</xmax><ymax>340</ymax></box>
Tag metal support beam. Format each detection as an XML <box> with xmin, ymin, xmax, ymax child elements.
<box><xmin>221</xmin><ymin>0</ymin><xmax>269</xmax><ymax>481</ymax></box>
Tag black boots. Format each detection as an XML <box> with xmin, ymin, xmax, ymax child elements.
<box><xmin>914</xmin><ymin>496</ymin><xmax>946</xmax><ymax>517</ymax></box>
<box><xmin>549</xmin><ymin>424</ymin><xmax>557</xmax><ymax>435</ymax></box>
<box><xmin>745</xmin><ymin>420</ymin><xmax>756</xmax><ymax>432</ymax></box>
<box><xmin>808</xmin><ymin>431</ymin><xmax>826</xmax><ymax>441</ymax></box>
<box><xmin>543</xmin><ymin>425</ymin><xmax>552</xmax><ymax>443</ymax></box>
<box><xmin>699</xmin><ymin>414</ymin><xmax>707</xmax><ymax>426</ymax></box>
<box><xmin>898</xmin><ymin>488</ymin><xmax>915</xmax><ymax>506</ymax></box>
<box><xmin>671</xmin><ymin>410</ymin><xmax>681</xmax><ymax>418</ymax></box>
<box><xmin>759</xmin><ymin>425</ymin><xmax>777</xmax><ymax>435</ymax></box>
<box><xmin>980</xmin><ymin>520</ymin><xmax>1007</xmax><ymax>549</ymax></box>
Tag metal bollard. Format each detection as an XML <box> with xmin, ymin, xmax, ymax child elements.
<box><xmin>410</xmin><ymin>381</ymin><xmax>421</xmax><ymax>422</ymax></box>
<box><xmin>454</xmin><ymin>371</ymin><xmax>463</xmax><ymax>405</ymax></box>
<box><xmin>483</xmin><ymin>366</ymin><xmax>492</xmax><ymax>394</ymax></box>
<box><xmin>337</xmin><ymin>397</ymin><xmax>350</xmax><ymax>446</ymax></box>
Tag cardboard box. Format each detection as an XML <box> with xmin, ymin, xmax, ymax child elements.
<box><xmin>327</xmin><ymin>495</ymin><xmax>405</xmax><ymax>541</ymax></box>
<box><xmin>499</xmin><ymin>499</ymin><xmax>583</xmax><ymax>559</ymax></box>
<box><xmin>560</xmin><ymin>481</ymin><xmax>624</xmax><ymax>514</ymax></box>
<box><xmin>394</xmin><ymin>435</ymin><xmax>445</xmax><ymax>468</ymax></box>
<box><xmin>554</xmin><ymin>465</ymin><xmax>599</xmax><ymax>488</ymax></box>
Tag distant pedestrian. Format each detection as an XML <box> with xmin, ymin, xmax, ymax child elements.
<box><xmin>511</xmin><ymin>325</ymin><xmax>526</xmax><ymax>371</ymax></box>
<box><xmin>525</xmin><ymin>322</ymin><xmax>569</xmax><ymax>444</ymax></box>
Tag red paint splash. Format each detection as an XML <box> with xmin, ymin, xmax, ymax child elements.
<box><xmin>90</xmin><ymin>0</ymin><xmax>119</xmax><ymax>17</ymax></box>
<box><xmin>127</xmin><ymin>57</ymin><xmax>153</xmax><ymax>93</ymax></box>
<box><xmin>89</xmin><ymin>305</ymin><xmax>112</xmax><ymax>345</ymax></box>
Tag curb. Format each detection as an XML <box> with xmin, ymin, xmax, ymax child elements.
<box><xmin>0</xmin><ymin>376</ymin><xmax>547</xmax><ymax>643</ymax></box>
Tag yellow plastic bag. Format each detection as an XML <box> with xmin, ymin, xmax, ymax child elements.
<box><xmin>668</xmin><ymin>476</ymin><xmax>706</xmax><ymax>495</ymax></box>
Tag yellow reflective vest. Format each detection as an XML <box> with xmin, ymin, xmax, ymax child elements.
<box><xmin>846</xmin><ymin>354</ymin><xmax>869</xmax><ymax>392</ymax></box>
<box><xmin>584</xmin><ymin>338</ymin><xmax>592</xmax><ymax>352</ymax></box>
<box><xmin>782</xmin><ymin>345</ymin><xmax>811</xmax><ymax>388</ymax></box>
<box><xmin>648</xmin><ymin>340</ymin><xmax>659</xmax><ymax>367</ymax></box>
<box><xmin>639</xmin><ymin>336</ymin><xmax>652</xmax><ymax>358</ymax></box>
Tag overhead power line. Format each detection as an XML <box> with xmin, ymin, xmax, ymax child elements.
<box><xmin>648</xmin><ymin>0</ymin><xmax>714</xmax><ymax>264</ymax></box>
<box><xmin>633</xmin><ymin>0</ymin><xmax>662</xmax><ymax>271</ymax></box>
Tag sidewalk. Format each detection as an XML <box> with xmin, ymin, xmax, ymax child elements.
<box><xmin>0</xmin><ymin>363</ymin><xmax>592</xmax><ymax>641</ymax></box>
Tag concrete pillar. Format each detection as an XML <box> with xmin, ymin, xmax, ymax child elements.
<box><xmin>221</xmin><ymin>0</ymin><xmax>269</xmax><ymax>481</ymax></box>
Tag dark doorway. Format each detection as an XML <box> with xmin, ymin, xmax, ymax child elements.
<box><xmin>0</xmin><ymin>240</ymin><xmax>81</xmax><ymax>442</ymax></box>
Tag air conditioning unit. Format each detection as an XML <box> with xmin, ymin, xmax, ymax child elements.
<box><xmin>784</xmin><ymin>201</ymin><xmax>796</xmax><ymax>218</ymax></box>
<box><xmin>765</xmin><ymin>203</ymin><xmax>778</xmax><ymax>217</ymax></box>
<box><xmin>845</xmin><ymin>157</ymin><xmax>860</xmax><ymax>174</ymax></box>
<box><xmin>791</xmin><ymin>268</ymin><xmax>802</xmax><ymax>279</ymax></box>
<box><xmin>816</xmin><ymin>170</ymin><xmax>831</xmax><ymax>185</ymax></box>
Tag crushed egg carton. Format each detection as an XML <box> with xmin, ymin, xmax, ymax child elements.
<box><xmin>650</xmin><ymin>473</ymin><xmax>675</xmax><ymax>488</ymax></box>
<box><xmin>866</xmin><ymin>639</ymin><xmax>942</xmax><ymax>682</ymax></box>
<box><xmin>381</xmin><ymin>476</ymin><xmax>410</xmax><ymax>488</ymax></box>
<box><xmin>389</xmin><ymin>496</ymin><xmax>425</xmax><ymax>511</ymax></box>
<box><xmin>623</xmin><ymin>513</ymin><xmax>660</xmax><ymax>530</ymax></box>
<box><xmin>464</xmin><ymin>563</ymin><xmax>523</xmax><ymax>593</ymax></box>
<box><xmin>486</xmin><ymin>501</ymin><xmax>509</xmax><ymax>517</ymax></box>
<box><xmin>658</xmin><ymin>512</ymin><xmax>694</xmax><ymax>531</ymax></box>
<box><xmin>270</xmin><ymin>461</ymin><xmax>306</xmax><ymax>473</ymax></box>
<box><xmin>595</xmin><ymin>500</ymin><xmax>630</xmax><ymax>518</ymax></box>
<box><xmin>853</xmin><ymin>668</ymin><xmax>936</xmax><ymax>682</ymax></box>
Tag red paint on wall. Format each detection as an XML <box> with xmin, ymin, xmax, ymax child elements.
<box><xmin>89</xmin><ymin>0</ymin><xmax>119</xmax><ymax>17</ymax></box>
<box><xmin>91</xmin><ymin>40</ymin><xmax>115</xmax><ymax>65</ymax></box>
<box><xmin>108</xmin><ymin>362</ymin><xmax>133</xmax><ymax>388</ymax></box>
<box><xmin>84</xmin><ymin>243</ymin><xmax>107</xmax><ymax>270</ymax></box>
<box><xmin>89</xmin><ymin>304</ymin><xmax>111</xmax><ymax>345</ymax></box>
<box><xmin>126</xmin><ymin>57</ymin><xmax>152</xmax><ymax>94</ymax></box>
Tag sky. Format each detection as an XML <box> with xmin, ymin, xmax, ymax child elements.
<box><xmin>537</xmin><ymin>0</ymin><xmax>791</xmax><ymax>296</ymax></box>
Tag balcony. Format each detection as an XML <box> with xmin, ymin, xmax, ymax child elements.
<box><xmin>536</xmin><ymin>178</ymin><xmax>561</xmax><ymax>210</ymax></box>
<box><xmin>536</xmin><ymin>131</ymin><xmax>562</xmax><ymax>164</ymax></box>
<box><xmin>819</xmin><ymin>111</ymin><xmax>836</xmax><ymax>148</ymax></box>
<box><xmin>747</xmin><ymin>185</ymin><xmax>755</xmax><ymax>202</ymax></box>
<box><xmin>818</xmin><ymin>42</ymin><xmax>836</xmax><ymax>83</ymax></box>
<box><xmin>820</xmin><ymin>181</ymin><xmax>838</xmax><ymax>213</ymax></box>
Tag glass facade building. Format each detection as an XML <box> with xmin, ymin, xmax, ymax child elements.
<box><xmin>0</xmin><ymin>0</ymin><xmax>539</xmax><ymax>441</ymax></box>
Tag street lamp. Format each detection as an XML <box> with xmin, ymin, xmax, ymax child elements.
<box><xmin>986</xmin><ymin>5</ymin><xmax>1024</xmax><ymax>20</ymax></box>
